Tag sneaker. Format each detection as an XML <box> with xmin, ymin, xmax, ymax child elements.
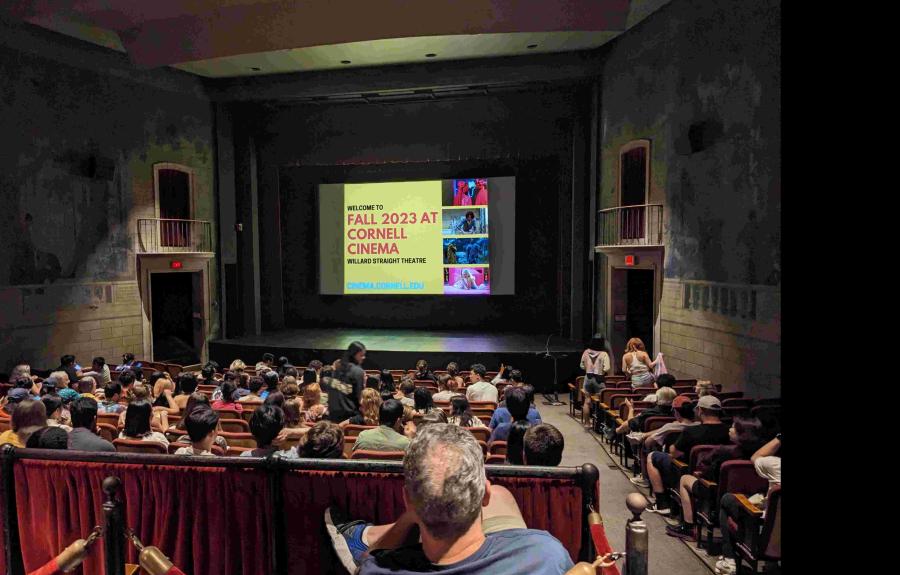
<box><xmin>665</xmin><ymin>523</ymin><xmax>695</xmax><ymax>540</ymax></box>
<box><xmin>629</xmin><ymin>476</ymin><xmax>650</xmax><ymax>487</ymax></box>
<box><xmin>325</xmin><ymin>507</ymin><xmax>369</xmax><ymax>572</ymax></box>
<box><xmin>645</xmin><ymin>502</ymin><xmax>671</xmax><ymax>516</ymax></box>
<box><xmin>715</xmin><ymin>558</ymin><xmax>737</xmax><ymax>574</ymax></box>
<box><xmin>663</xmin><ymin>515</ymin><xmax>682</xmax><ymax>526</ymax></box>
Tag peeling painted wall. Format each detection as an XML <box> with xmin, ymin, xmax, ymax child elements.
<box><xmin>0</xmin><ymin>35</ymin><xmax>216</xmax><ymax>372</ymax></box>
<box><xmin>598</xmin><ymin>0</ymin><xmax>780</xmax><ymax>396</ymax></box>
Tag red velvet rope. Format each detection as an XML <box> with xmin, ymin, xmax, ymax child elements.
<box><xmin>590</xmin><ymin>523</ymin><xmax>621</xmax><ymax>575</ymax></box>
<box><xmin>26</xmin><ymin>557</ymin><xmax>62</xmax><ymax>575</ymax></box>
<box><xmin>165</xmin><ymin>567</ymin><xmax>187</xmax><ymax>575</ymax></box>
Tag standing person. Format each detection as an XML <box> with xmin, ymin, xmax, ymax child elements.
<box><xmin>580</xmin><ymin>336</ymin><xmax>610</xmax><ymax>427</ymax></box>
<box><xmin>622</xmin><ymin>338</ymin><xmax>660</xmax><ymax>389</ymax></box>
<box><xmin>323</xmin><ymin>341</ymin><xmax>367</xmax><ymax>423</ymax></box>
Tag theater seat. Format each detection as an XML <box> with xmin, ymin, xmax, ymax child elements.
<box><xmin>218</xmin><ymin>432</ymin><xmax>256</xmax><ymax>448</ymax></box>
<box><xmin>112</xmin><ymin>438</ymin><xmax>168</xmax><ymax>454</ymax></box>
<box><xmin>463</xmin><ymin>426</ymin><xmax>490</xmax><ymax>442</ymax></box>
<box><xmin>96</xmin><ymin>413</ymin><xmax>121</xmax><ymax>429</ymax></box>
<box><xmin>0</xmin><ymin>418</ymin><xmax>9</xmax><ymax>433</ymax></box>
<box><xmin>485</xmin><ymin>453</ymin><xmax>506</xmax><ymax>464</ymax></box>
<box><xmin>219</xmin><ymin>419</ymin><xmax>251</xmax><ymax>433</ymax></box>
<box><xmin>488</xmin><ymin>441</ymin><xmax>507</xmax><ymax>456</ymax></box>
<box><xmin>95</xmin><ymin>423</ymin><xmax>118</xmax><ymax>443</ymax></box>
<box><xmin>226</xmin><ymin>446</ymin><xmax>253</xmax><ymax>456</ymax></box>
<box><xmin>344</xmin><ymin>424</ymin><xmax>376</xmax><ymax>437</ymax></box>
<box><xmin>214</xmin><ymin>408</ymin><xmax>242</xmax><ymax>420</ymax></box>
<box><xmin>350</xmin><ymin>450</ymin><xmax>406</xmax><ymax>461</ymax></box>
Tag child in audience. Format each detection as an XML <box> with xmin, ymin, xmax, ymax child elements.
<box><xmin>447</xmin><ymin>397</ymin><xmax>487</xmax><ymax>428</ymax></box>
<box><xmin>299</xmin><ymin>421</ymin><xmax>345</xmax><ymax>459</ymax></box>
<box><xmin>241</xmin><ymin>405</ymin><xmax>299</xmax><ymax>458</ymax></box>
<box><xmin>174</xmin><ymin>407</ymin><xmax>220</xmax><ymax>456</ymax></box>
<box><xmin>119</xmin><ymin>400</ymin><xmax>169</xmax><ymax>446</ymax></box>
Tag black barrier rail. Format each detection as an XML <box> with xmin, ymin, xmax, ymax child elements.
<box><xmin>1</xmin><ymin>446</ymin><xmax>600</xmax><ymax>575</ymax></box>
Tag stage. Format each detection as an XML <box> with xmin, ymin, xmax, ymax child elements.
<box><xmin>209</xmin><ymin>329</ymin><xmax>583</xmax><ymax>393</ymax></box>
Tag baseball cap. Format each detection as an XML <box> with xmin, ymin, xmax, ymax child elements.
<box><xmin>58</xmin><ymin>388</ymin><xmax>80</xmax><ymax>403</ymax></box>
<box><xmin>672</xmin><ymin>395</ymin><xmax>692</xmax><ymax>409</ymax></box>
<box><xmin>696</xmin><ymin>395</ymin><xmax>722</xmax><ymax>411</ymax></box>
<box><xmin>7</xmin><ymin>388</ymin><xmax>29</xmax><ymax>402</ymax></box>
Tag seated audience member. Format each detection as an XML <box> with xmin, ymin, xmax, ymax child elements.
<box><xmin>199</xmin><ymin>364</ymin><xmax>217</xmax><ymax>388</ymax></box>
<box><xmin>302</xmin><ymin>382</ymin><xmax>328</xmax><ymax>423</ymax></box>
<box><xmin>173</xmin><ymin>373</ymin><xmax>199</xmax><ymax>410</ymax></box>
<box><xmin>342</xmin><ymin>388</ymin><xmax>382</xmax><ymax>427</ymax></box>
<box><xmin>379</xmin><ymin>370</ymin><xmax>396</xmax><ymax>393</ymax></box>
<box><xmin>174</xmin><ymin>407</ymin><xmax>220</xmax><ymax>457</ymax></box>
<box><xmin>283</xmin><ymin>398</ymin><xmax>306</xmax><ymax>429</ymax></box>
<box><xmin>417</xmin><ymin>409</ymin><xmax>449</xmax><ymax>429</ymax></box>
<box><xmin>57</xmin><ymin>388</ymin><xmax>79</xmax><ymax>424</ymax></box>
<box><xmin>256</xmin><ymin>352</ymin><xmax>276</xmax><ymax>373</ymax></box>
<box><xmin>395</xmin><ymin>378</ymin><xmax>416</xmax><ymax>408</ymax></box>
<box><xmin>491</xmin><ymin>363</ymin><xmax>512</xmax><ymax>385</ymax></box>
<box><xmin>1</xmin><ymin>388</ymin><xmax>30</xmax><ymax>418</ymax></box>
<box><xmin>641</xmin><ymin>374</ymin><xmax>676</xmax><ymax>403</ymax></box>
<box><xmin>276</xmin><ymin>356</ymin><xmax>295</xmax><ymax>377</ymax></box>
<box><xmin>49</xmin><ymin>371</ymin><xmax>71</xmax><ymax>390</ymax></box>
<box><xmin>665</xmin><ymin>417</ymin><xmax>766</xmax><ymax>540</ymax></box>
<box><xmin>366</xmin><ymin>375</ymin><xmax>381</xmax><ymax>390</ymax></box>
<box><xmin>642</xmin><ymin>396</ymin><xmax>698</xmax><ymax>451</ymax></box>
<box><xmin>10</xmin><ymin>364</ymin><xmax>39</xmax><ymax>384</ymax></box>
<box><xmin>240</xmin><ymin>376</ymin><xmax>266</xmax><ymax>404</ymax></box>
<box><xmin>413</xmin><ymin>387</ymin><xmax>437</xmax><ymax>415</ymax></box>
<box><xmin>714</xmin><ymin>433</ymin><xmax>782</xmax><ymax>575</ymax></box>
<box><xmin>78</xmin><ymin>376</ymin><xmax>101</xmax><ymax>401</ymax></box>
<box><xmin>615</xmin><ymin>386</ymin><xmax>677</xmax><ymax>435</ymax></box>
<box><xmin>447</xmin><ymin>397</ymin><xmax>488</xmax><ymax>428</ymax></box>
<box><xmin>299</xmin><ymin>421</ymin><xmax>345</xmax><ymax>459</ymax></box>
<box><xmin>81</xmin><ymin>356</ymin><xmax>111</xmax><ymax>386</ymax></box>
<box><xmin>120</xmin><ymin>400</ymin><xmax>169</xmax><ymax>445</ymax></box>
<box><xmin>117</xmin><ymin>352</ymin><xmax>142</xmax><ymax>372</ymax></box>
<box><xmin>171</xmin><ymin>393</ymin><xmax>229</xmax><ymax>451</ymax></box>
<box><xmin>42</xmin><ymin>395</ymin><xmax>72</xmax><ymax>432</ymax></box>
<box><xmin>465</xmin><ymin>364</ymin><xmax>498</xmax><ymax>403</ymax></box>
<box><xmin>149</xmin><ymin>372</ymin><xmax>180</xmax><ymax>414</ymax></box>
<box><xmin>302</xmin><ymin>368</ymin><xmax>318</xmax><ymax>389</ymax></box>
<box><xmin>696</xmin><ymin>380</ymin><xmax>715</xmax><ymax>397</ymax></box>
<box><xmin>229</xmin><ymin>359</ymin><xmax>247</xmax><ymax>374</ymax></box>
<box><xmin>67</xmin><ymin>397</ymin><xmax>116</xmax><ymax>452</ymax></box>
<box><xmin>211</xmin><ymin>371</ymin><xmax>237</xmax><ymax>401</ymax></box>
<box><xmin>11</xmin><ymin>375</ymin><xmax>40</xmax><ymax>399</ymax></box>
<box><xmin>413</xmin><ymin>359</ymin><xmax>436</xmax><ymax>383</ymax></box>
<box><xmin>210</xmin><ymin>381</ymin><xmax>243</xmax><ymax>413</ymax></box>
<box><xmin>26</xmin><ymin>426</ymin><xmax>69</xmax><ymax>449</ymax></box>
<box><xmin>523</xmin><ymin>424</ymin><xmax>565</xmax><ymax>466</ymax></box>
<box><xmin>58</xmin><ymin>354</ymin><xmax>83</xmax><ymax>383</ymax></box>
<box><xmin>489</xmin><ymin>387</ymin><xmax>530</xmax><ymax>443</ymax></box>
<box><xmin>241</xmin><ymin>405</ymin><xmax>299</xmax><ymax>458</ymax></box>
<box><xmin>352</xmin><ymin>400</ymin><xmax>411</xmax><ymax>453</ymax></box>
<box><xmin>98</xmin><ymin>382</ymin><xmax>126</xmax><ymax>414</ymax></box>
<box><xmin>307</xmin><ymin>360</ymin><xmax>324</xmax><ymax>380</ymax></box>
<box><xmin>264</xmin><ymin>391</ymin><xmax>286</xmax><ymax>409</ymax></box>
<box><xmin>325</xmin><ymin>424</ymin><xmax>574</xmax><ymax>574</ymax></box>
<box><xmin>118</xmin><ymin>384</ymin><xmax>168</xmax><ymax>430</ymax></box>
<box><xmin>117</xmin><ymin>370</ymin><xmax>136</xmax><ymax>399</ymax></box>
<box><xmin>490</xmin><ymin>384</ymin><xmax>541</xmax><ymax>429</ymax></box>
<box><xmin>260</xmin><ymin>370</ymin><xmax>280</xmax><ymax>401</ymax></box>
<box><xmin>282</xmin><ymin>379</ymin><xmax>300</xmax><ymax>401</ymax></box>
<box><xmin>446</xmin><ymin>362</ymin><xmax>465</xmax><ymax>389</ymax></box>
<box><xmin>645</xmin><ymin>396</ymin><xmax>731</xmax><ymax>514</ymax></box>
<box><xmin>505</xmin><ymin>420</ymin><xmax>531</xmax><ymax>464</ymax></box>
<box><xmin>431</xmin><ymin>374</ymin><xmax>458</xmax><ymax>403</ymax></box>
<box><xmin>0</xmin><ymin>398</ymin><xmax>47</xmax><ymax>447</ymax></box>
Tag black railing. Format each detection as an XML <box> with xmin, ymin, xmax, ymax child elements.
<box><xmin>137</xmin><ymin>218</ymin><xmax>212</xmax><ymax>253</ymax></box>
<box><xmin>596</xmin><ymin>204</ymin><xmax>664</xmax><ymax>248</ymax></box>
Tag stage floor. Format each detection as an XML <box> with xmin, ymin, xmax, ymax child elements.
<box><xmin>211</xmin><ymin>328</ymin><xmax>581</xmax><ymax>354</ymax></box>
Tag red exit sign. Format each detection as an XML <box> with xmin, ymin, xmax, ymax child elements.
<box><xmin>625</xmin><ymin>255</ymin><xmax>637</xmax><ymax>266</ymax></box>
<box><xmin>170</xmin><ymin>260</ymin><xmax>183</xmax><ymax>269</ymax></box>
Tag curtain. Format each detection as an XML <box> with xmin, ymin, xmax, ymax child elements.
<box><xmin>12</xmin><ymin>459</ymin><xmax>272</xmax><ymax>575</ymax></box>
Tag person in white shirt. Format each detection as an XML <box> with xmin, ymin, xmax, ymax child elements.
<box><xmin>465</xmin><ymin>364</ymin><xmax>498</xmax><ymax>403</ymax></box>
<box><xmin>174</xmin><ymin>406</ymin><xmax>220</xmax><ymax>457</ymax></box>
<box><xmin>432</xmin><ymin>374</ymin><xmax>463</xmax><ymax>403</ymax></box>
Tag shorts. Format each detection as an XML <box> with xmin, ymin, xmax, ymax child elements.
<box><xmin>649</xmin><ymin>451</ymin><xmax>680</xmax><ymax>490</ymax></box>
<box><xmin>482</xmin><ymin>514</ymin><xmax>528</xmax><ymax>534</ymax></box>
<box><xmin>583</xmin><ymin>374</ymin><xmax>606</xmax><ymax>395</ymax></box>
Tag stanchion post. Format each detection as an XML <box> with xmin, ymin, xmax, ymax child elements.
<box><xmin>103</xmin><ymin>476</ymin><xmax>126</xmax><ymax>575</ymax></box>
<box><xmin>624</xmin><ymin>493</ymin><xmax>649</xmax><ymax>575</ymax></box>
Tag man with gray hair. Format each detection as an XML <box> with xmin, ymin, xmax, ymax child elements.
<box><xmin>325</xmin><ymin>423</ymin><xmax>573</xmax><ymax>574</ymax></box>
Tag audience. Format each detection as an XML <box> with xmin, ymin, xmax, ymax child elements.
<box><xmin>174</xmin><ymin>407</ymin><xmax>220</xmax><ymax>456</ymax></box>
<box><xmin>395</xmin><ymin>378</ymin><xmax>416</xmax><ymax>408</ymax></box>
<box><xmin>615</xmin><ymin>386</ymin><xmax>676</xmax><ymax>435</ymax></box>
<box><xmin>488</xmin><ymin>387</ymin><xmax>530</xmax><ymax>443</ymax></box>
<box><xmin>26</xmin><ymin>426</ymin><xmax>69</xmax><ymax>449</ymax></box>
<box><xmin>447</xmin><ymin>396</ymin><xmax>487</xmax><ymax>428</ymax></box>
<box><xmin>431</xmin><ymin>374</ymin><xmax>458</xmax><ymax>402</ymax></box>
<box><xmin>0</xmin><ymin>398</ymin><xmax>46</xmax><ymax>447</ymax></box>
<box><xmin>523</xmin><ymin>424</ymin><xmax>565</xmax><ymax>466</ymax></box>
<box><xmin>42</xmin><ymin>395</ymin><xmax>72</xmax><ymax>432</ymax></box>
<box><xmin>326</xmin><ymin>424</ymin><xmax>574</xmax><ymax>574</ymax></box>
<box><xmin>302</xmin><ymin>382</ymin><xmax>328</xmax><ymax>423</ymax></box>
<box><xmin>255</xmin><ymin>352</ymin><xmax>276</xmax><ymax>373</ymax></box>
<box><xmin>1</xmin><ymin>388</ymin><xmax>30</xmax><ymax>418</ymax></box>
<box><xmin>81</xmin><ymin>356</ymin><xmax>111</xmax><ymax>385</ymax></box>
<box><xmin>241</xmin><ymin>405</ymin><xmax>299</xmax><ymax>458</ymax></box>
<box><xmin>465</xmin><ymin>364</ymin><xmax>498</xmax><ymax>403</ymax></box>
<box><xmin>302</xmin><ymin>368</ymin><xmax>318</xmax><ymax>388</ymax></box>
<box><xmin>66</xmin><ymin>397</ymin><xmax>115</xmax><ymax>452</ymax></box>
<box><xmin>260</xmin><ymin>371</ymin><xmax>280</xmax><ymax>400</ymax></box>
<box><xmin>299</xmin><ymin>421</ymin><xmax>345</xmax><ymax>459</ymax></box>
<box><xmin>413</xmin><ymin>359</ymin><xmax>436</xmax><ymax>382</ymax></box>
<box><xmin>210</xmin><ymin>381</ymin><xmax>243</xmax><ymax>412</ymax></box>
<box><xmin>173</xmin><ymin>373</ymin><xmax>199</xmax><ymax>409</ymax></box>
<box><xmin>413</xmin><ymin>387</ymin><xmax>437</xmax><ymax>415</ymax></box>
<box><xmin>282</xmin><ymin>398</ymin><xmax>305</xmax><ymax>429</ymax></box>
<box><xmin>489</xmin><ymin>384</ymin><xmax>541</xmax><ymax>429</ymax></box>
<box><xmin>352</xmin><ymin>399</ymin><xmax>411</xmax><ymax>453</ymax></box>
<box><xmin>116</xmin><ymin>352</ymin><xmax>142</xmax><ymax>372</ymax></box>
<box><xmin>342</xmin><ymin>388</ymin><xmax>381</xmax><ymax>427</ymax></box>
<box><xmin>321</xmin><ymin>342</ymin><xmax>366</xmax><ymax>424</ymax></box>
<box><xmin>98</xmin><ymin>382</ymin><xmax>126</xmax><ymax>414</ymax></box>
<box><xmin>120</xmin><ymin>400</ymin><xmax>169</xmax><ymax>446</ymax></box>
<box><xmin>77</xmin><ymin>376</ymin><xmax>100</xmax><ymax>400</ymax></box>
<box><xmin>57</xmin><ymin>354</ymin><xmax>83</xmax><ymax>384</ymax></box>
<box><xmin>240</xmin><ymin>376</ymin><xmax>266</xmax><ymax>404</ymax></box>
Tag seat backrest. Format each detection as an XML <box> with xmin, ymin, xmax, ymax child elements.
<box><xmin>96</xmin><ymin>423</ymin><xmax>118</xmax><ymax>443</ymax></box>
<box><xmin>722</xmin><ymin>398</ymin><xmax>754</xmax><ymax>408</ymax></box>
<box><xmin>469</xmin><ymin>401</ymin><xmax>497</xmax><ymax>411</ymax></box>
<box><xmin>714</xmin><ymin>391</ymin><xmax>744</xmax><ymax>401</ymax></box>
<box><xmin>489</xmin><ymin>441</ymin><xmax>508</xmax><ymax>455</ymax></box>
<box><xmin>464</xmin><ymin>426</ymin><xmax>490</xmax><ymax>443</ymax></box>
<box><xmin>598</xmin><ymin>388</ymin><xmax>620</xmax><ymax>405</ymax></box>
<box><xmin>350</xmin><ymin>450</ymin><xmax>406</xmax><ymax>461</ymax></box>
<box><xmin>642</xmin><ymin>416</ymin><xmax>675</xmax><ymax>433</ymax></box>
<box><xmin>688</xmin><ymin>444</ymin><xmax>719</xmax><ymax>471</ymax></box>
<box><xmin>343</xmin><ymin>436</ymin><xmax>356</xmax><ymax>458</ymax></box>
<box><xmin>97</xmin><ymin>412</ymin><xmax>122</xmax><ymax>429</ymax></box>
<box><xmin>113</xmin><ymin>438</ymin><xmax>168</xmax><ymax>454</ymax></box>
<box><xmin>226</xmin><ymin>445</ymin><xmax>253</xmax><ymax>456</ymax></box>
<box><xmin>485</xmin><ymin>453</ymin><xmax>506</xmax><ymax>464</ymax></box>
<box><xmin>214</xmin><ymin>408</ymin><xmax>242</xmax><ymax>420</ymax></box>
<box><xmin>761</xmin><ymin>486</ymin><xmax>781</xmax><ymax>560</ymax></box>
<box><xmin>344</xmin><ymin>424</ymin><xmax>376</xmax><ymax>437</ymax></box>
<box><xmin>218</xmin><ymin>432</ymin><xmax>257</xmax><ymax>448</ymax></box>
<box><xmin>632</xmin><ymin>387</ymin><xmax>656</xmax><ymax>396</ymax></box>
<box><xmin>0</xmin><ymin>418</ymin><xmax>10</xmax><ymax>433</ymax></box>
<box><xmin>477</xmin><ymin>414</ymin><xmax>491</xmax><ymax>426</ymax></box>
<box><xmin>717</xmin><ymin>460</ymin><xmax>769</xmax><ymax>500</ymax></box>
<box><xmin>220</xmin><ymin>419</ymin><xmax>251</xmax><ymax>433</ymax></box>
<box><xmin>609</xmin><ymin>394</ymin><xmax>641</xmax><ymax>410</ymax></box>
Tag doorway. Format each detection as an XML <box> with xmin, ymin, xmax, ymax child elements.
<box><xmin>150</xmin><ymin>271</ymin><xmax>203</xmax><ymax>365</ymax></box>
<box><xmin>155</xmin><ymin>165</ymin><xmax>193</xmax><ymax>248</ymax></box>
<box><xmin>610</xmin><ymin>268</ymin><xmax>655</xmax><ymax>372</ymax></box>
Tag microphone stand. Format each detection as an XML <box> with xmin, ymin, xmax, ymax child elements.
<box><xmin>540</xmin><ymin>334</ymin><xmax>566</xmax><ymax>406</ymax></box>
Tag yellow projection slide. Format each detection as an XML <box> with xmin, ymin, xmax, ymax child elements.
<box><xmin>344</xmin><ymin>181</ymin><xmax>443</xmax><ymax>294</ymax></box>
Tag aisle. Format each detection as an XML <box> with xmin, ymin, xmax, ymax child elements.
<box><xmin>539</xmin><ymin>401</ymin><xmax>714</xmax><ymax>574</ymax></box>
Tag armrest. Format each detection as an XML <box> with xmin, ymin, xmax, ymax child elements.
<box><xmin>734</xmin><ymin>493</ymin><xmax>764</xmax><ymax>519</ymax></box>
<box><xmin>672</xmin><ymin>458</ymin><xmax>688</xmax><ymax>470</ymax></box>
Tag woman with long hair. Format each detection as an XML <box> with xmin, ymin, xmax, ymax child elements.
<box><xmin>379</xmin><ymin>370</ymin><xmax>395</xmax><ymax>393</ymax></box>
<box><xmin>505</xmin><ymin>420</ymin><xmax>530</xmax><ymax>465</ymax></box>
<box><xmin>413</xmin><ymin>387</ymin><xmax>436</xmax><ymax>415</ymax></box>
<box><xmin>302</xmin><ymin>383</ymin><xmax>328</xmax><ymax>423</ymax></box>
<box><xmin>622</xmin><ymin>337</ymin><xmax>660</xmax><ymax>389</ymax></box>
<box><xmin>120</xmin><ymin>400</ymin><xmax>169</xmax><ymax>445</ymax></box>
<box><xmin>210</xmin><ymin>381</ymin><xmax>243</xmax><ymax>412</ymax></box>
<box><xmin>342</xmin><ymin>388</ymin><xmax>382</xmax><ymax>427</ymax></box>
<box><xmin>447</xmin><ymin>396</ymin><xmax>486</xmax><ymax>428</ymax></box>
<box><xmin>665</xmin><ymin>417</ymin><xmax>766</xmax><ymax>540</ymax></box>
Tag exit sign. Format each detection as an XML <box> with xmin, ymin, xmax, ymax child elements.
<box><xmin>170</xmin><ymin>260</ymin><xmax>183</xmax><ymax>269</ymax></box>
<box><xmin>625</xmin><ymin>255</ymin><xmax>637</xmax><ymax>266</ymax></box>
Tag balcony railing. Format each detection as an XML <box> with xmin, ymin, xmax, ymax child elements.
<box><xmin>596</xmin><ymin>204</ymin><xmax>663</xmax><ymax>248</ymax></box>
<box><xmin>137</xmin><ymin>218</ymin><xmax>213</xmax><ymax>254</ymax></box>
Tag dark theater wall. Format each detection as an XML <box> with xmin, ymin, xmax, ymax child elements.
<box><xmin>239</xmin><ymin>87</ymin><xmax>593</xmax><ymax>337</ymax></box>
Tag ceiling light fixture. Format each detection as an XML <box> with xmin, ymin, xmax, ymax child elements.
<box><xmin>425</xmin><ymin>53</ymin><xmax>437</xmax><ymax>58</ymax></box>
<box><xmin>341</xmin><ymin>60</ymin><xmax>351</xmax><ymax>64</ymax></box>
<box><xmin>527</xmin><ymin>44</ymin><xmax>538</xmax><ymax>49</ymax></box>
